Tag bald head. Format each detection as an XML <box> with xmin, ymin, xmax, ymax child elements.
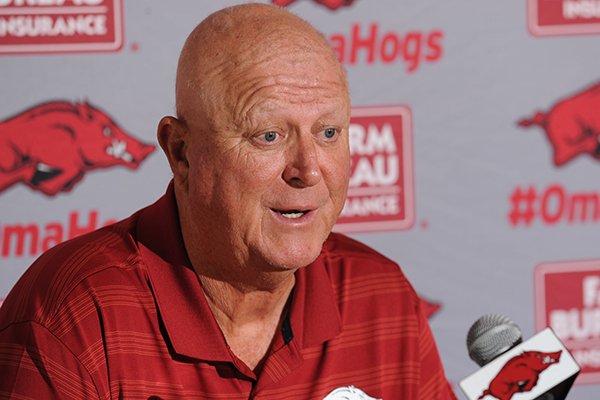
<box><xmin>175</xmin><ymin>3</ymin><xmax>347</xmax><ymax>124</ymax></box>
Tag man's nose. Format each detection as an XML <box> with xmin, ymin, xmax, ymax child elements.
<box><xmin>282</xmin><ymin>135</ymin><xmax>322</xmax><ymax>188</ymax></box>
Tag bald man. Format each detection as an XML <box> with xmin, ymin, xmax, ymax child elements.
<box><xmin>0</xmin><ymin>4</ymin><xmax>455</xmax><ymax>399</ymax></box>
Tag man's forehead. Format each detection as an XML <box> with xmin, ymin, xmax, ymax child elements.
<box><xmin>176</xmin><ymin>4</ymin><xmax>347</xmax><ymax>121</ymax></box>
<box><xmin>225</xmin><ymin>76</ymin><xmax>349</xmax><ymax>130</ymax></box>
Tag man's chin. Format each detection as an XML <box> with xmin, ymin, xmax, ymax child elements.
<box><xmin>253</xmin><ymin>225</ymin><xmax>331</xmax><ymax>270</ymax></box>
<box><xmin>260</xmin><ymin>243</ymin><xmax>324</xmax><ymax>272</ymax></box>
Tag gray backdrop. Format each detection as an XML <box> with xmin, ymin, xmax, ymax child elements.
<box><xmin>1</xmin><ymin>1</ymin><xmax>599</xmax><ymax>398</ymax></box>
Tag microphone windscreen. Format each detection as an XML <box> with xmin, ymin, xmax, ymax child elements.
<box><xmin>466</xmin><ymin>313</ymin><xmax>523</xmax><ymax>366</ymax></box>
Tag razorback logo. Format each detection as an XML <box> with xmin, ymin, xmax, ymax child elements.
<box><xmin>478</xmin><ymin>350</ymin><xmax>562</xmax><ymax>400</ymax></box>
<box><xmin>272</xmin><ymin>0</ymin><xmax>355</xmax><ymax>10</ymax></box>
<box><xmin>518</xmin><ymin>82</ymin><xmax>600</xmax><ymax>167</ymax></box>
<box><xmin>0</xmin><ymin>101</ymin><xmax>155</xmax><ymax>196</ymax></box>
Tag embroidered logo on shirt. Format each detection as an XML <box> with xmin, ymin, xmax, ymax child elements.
<box><xmin>323</xmin><ymin>385</ymin><xmax>381</xmax><ymax>400</ymax></box>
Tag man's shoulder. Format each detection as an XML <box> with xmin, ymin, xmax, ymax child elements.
<box><xmin>319</xmin><ymin>232</ymin><xmax>416</xmax><ymax>298</ymax></box>
<box><xmin>318</xmin><ymin>232</ymin><xmax>421</xmax><ymax>321</ymax></box>
<box><xmin>0</xmin><ymin>213</ymin><xmax>144</xmax><ymax>330</ymax></box>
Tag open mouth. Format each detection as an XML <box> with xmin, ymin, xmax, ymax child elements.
<box><xmin>273</xmin><ymin>209</ymin><xmax>310</xmax><ymax>219</ymax></box>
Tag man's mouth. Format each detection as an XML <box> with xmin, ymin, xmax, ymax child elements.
<box><xmin>273</xmin><ymin>209</ymin><xmax>310</xmax><ymax>219</ymax></box>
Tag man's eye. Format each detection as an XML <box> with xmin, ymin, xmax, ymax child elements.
<box><xmin>261</xmin><ymin>131</ymin><xmax>278</xmax><ymax>142</ymax></box>
<box><xmin>323</xmin><ymin>128</ymin><xmax>338</xmax><ymax>139</ymax></box>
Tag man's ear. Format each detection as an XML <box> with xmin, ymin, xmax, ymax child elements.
<box><xmin>157</xmin><ymin>116</ymin><xmax>189</xmax><ymax>184</ymax></box>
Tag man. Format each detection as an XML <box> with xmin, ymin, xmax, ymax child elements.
<box><xmin>0</xmin><ymin>4</ymin><xmax>455</xmax><ymax>399</ymax></box>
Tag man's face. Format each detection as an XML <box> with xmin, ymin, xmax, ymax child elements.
<box><xmin>182</xmin><ymin>50</ymin><xmax>350</xmax><ymax>273</ymax></box>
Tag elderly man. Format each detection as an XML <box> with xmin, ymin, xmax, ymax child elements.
<box><xmin>0</xmin><ymin>4</ymin><xmax>455</xmax><ymax>399</ymax></box>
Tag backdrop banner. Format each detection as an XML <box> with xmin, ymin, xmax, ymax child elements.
<box><xmin>2</xmin><ymin>1</ymin><xmax>599</xmax><ymax>397</ymax></box>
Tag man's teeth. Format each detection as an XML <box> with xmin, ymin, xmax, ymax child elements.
<box><xmin>280</xmin><ymin>211</ymin><xmax>305</xmax><ymax>219</ymax></box>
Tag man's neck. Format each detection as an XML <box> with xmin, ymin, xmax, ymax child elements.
<box><xmin>198</xmin><ymin>272</ymin><xmax>296</xmax><ymax>371</ymax></box>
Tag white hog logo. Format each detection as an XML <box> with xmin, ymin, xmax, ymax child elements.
<box><xmin>323</xmin><ymin>386</ymin><xmax>381</xmax><ymax>400</ymax></box>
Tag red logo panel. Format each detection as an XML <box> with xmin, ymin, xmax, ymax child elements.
<box><xmin>334</xmin><ymin>106</ymin><xmax>414</xmax><ymax>233</ymax></box>
<box><xmin>528</xmin><ymin>0</ymin><xmax>600</xmax><ymax>36</ymax></box>
<box><xmin>0</xmin><ymin>0</ymin><xmax>123</xmax><ymax>54</ymax></box>
<box><xmin>535</xmin><ymin>259</ymin><xmax>600</xmax><ymax>383</ymax></box>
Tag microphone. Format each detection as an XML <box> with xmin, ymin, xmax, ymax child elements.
<box><xmin>467</xmin><ymin>314</ymin><xmax>523</xmax><ymax>367</ymax></box>
<box><xmin>459</xmin><ymin>314</ymin><xmax>580</xmax><ymax>400</ymax></box>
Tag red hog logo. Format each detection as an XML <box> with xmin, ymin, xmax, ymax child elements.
<box><xmin>272</xmin><ymin>0</ymin><xmax>356</xmax><ymax>10</ymax></box>
<box><xmin>479</xmin><ymin>350</ymin><xmax>561</xmax><ymax>400</ymax></box>
<box><xmin>0</xmin><ymin>101</ymin><xmax>155</xmax><ymax>196</ymax></box>
<box><xmin>518</xmin><ymin>82</ymin><xmax>600</xmax><ymax>167</ymax></box>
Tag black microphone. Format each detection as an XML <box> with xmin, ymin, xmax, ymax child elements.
<box><xmin>459</xmin><ymin>313</ymin><xmax>580</xmax><ymax>400</ymax></box>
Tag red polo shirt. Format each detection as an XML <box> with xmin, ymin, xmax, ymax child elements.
<box><xmin>0</xmin><ymin>184</ymin><xmax>456</xmax><ymax>399</ymax></box>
